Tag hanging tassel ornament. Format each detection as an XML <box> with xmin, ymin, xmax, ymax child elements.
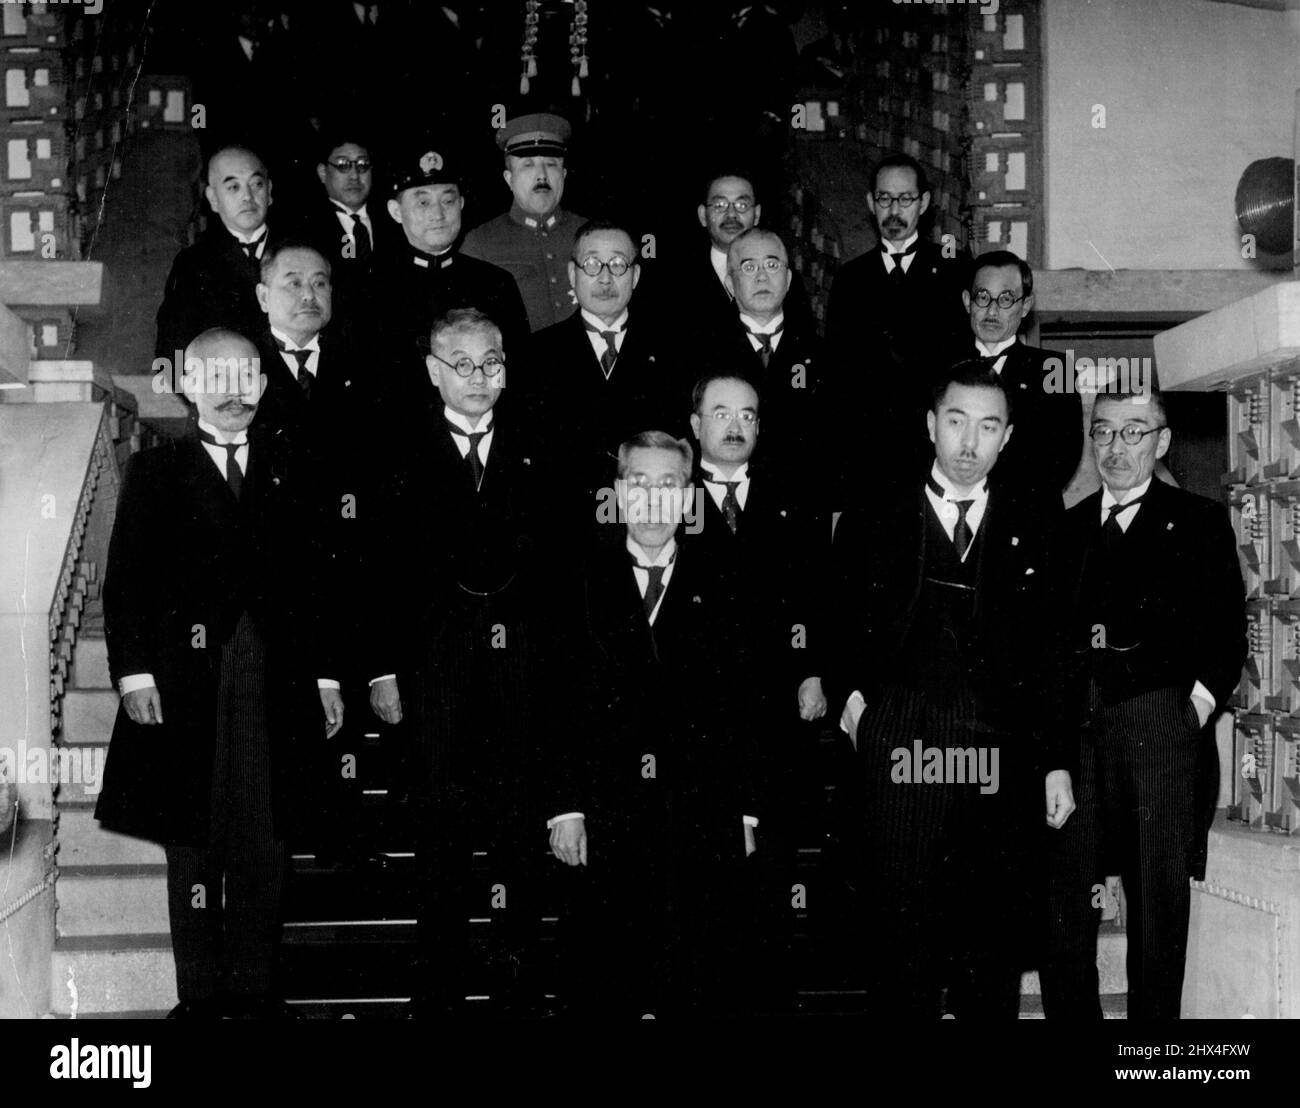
<box><xmin>520</xmin><ymin>0</ymin><xmax>541</xmax><ymax>96</ymax></box>
<box><xmin>570</xmin><ymin>1</ymin><xmax>589</xmax><ymax>97</ymax></box>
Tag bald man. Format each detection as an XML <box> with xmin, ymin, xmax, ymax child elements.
<box><xmin>96</xmin><ymin>328</ymin><xmax>341</xmax><ymax>1017</ymax></box>
<box><xmin>155</xmin><ymin>146</ymin><xmax>279</xmax><ymax>360</ymax></box>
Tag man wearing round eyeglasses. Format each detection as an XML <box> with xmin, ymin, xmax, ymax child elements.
<box><xmin>360</xmin><ymin>307</ymin><xmax>569</xmax><ymax>1014</ymax></box>
<box><xmin>824</xmin><ymin>153</ymin><xmax>971</xmax><ymax>497</ymax></box>
<box><xmin>1042</xmin><ymin>389</ymin><xmax>1245</xmax><ymax>1020</ymax></box>
<box><xmin>533</xmin><ymin>219</ymin><xmax>684</xmax><ymax>508</ymax></box>
<box><xmin>961</xmin><ymin>250</ymin><xmax>1082</xmax><ymax>500</ymax></box>
<box><xmin>461</xmin><ymin>113</ymin><xmax>588</xmax><ymax>333</ymax></box>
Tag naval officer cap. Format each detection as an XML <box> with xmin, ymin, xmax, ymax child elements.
<box><xmin>390</xmin><ymin>144</ymin><xmax>461</xmax><ymax>195</ymax></box>
<box><xmin>497</xmin><ymin>112</ymin><xmax>572</xmax><ymax>159</ymax></box>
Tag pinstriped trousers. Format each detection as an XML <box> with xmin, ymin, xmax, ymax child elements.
<box><xmin>1041</xmin><ymin>685</ymin><xmax>1202</xmax><ymax>1019</ymax></box>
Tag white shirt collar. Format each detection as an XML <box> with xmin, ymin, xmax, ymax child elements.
<box><xmin>197</xmin><ymin>417</ymin><xmax>247</xmax><ymax>446</ymax></box>
<box><xmin>928</xmin><ymin>461</ymin><xmax>989</xmax><ymax>504</ymax></box>
<box><xmin>627</xmin><ymin>535</ymin><xmax>677</xmax><ymax>568</ymax></box>
<box><xmin>332</xmin><ymin>200</ymin><xmax>369</xmax><ymax>219</ymax></box>
<box><xmin>976</xmin><ymin>335</ymin><xmax>1019</xmax><ymax>359</ymax></box>
<box><xmin>710</xmin><ymin>246</ymin><xmax>729</xmax><ymax>285</ymax></box>
<box><xmin>882</xmin><ymin>231</ymin><xmax>919</xmax><ymax>256</ymax></box>
<box><xmin>738</xmin><ymin>311</ymin><xmax>784</xmax><ymax>336</ymax></box>
<box><xmin>270</xmin><ymin>326</ymin><xmax>321</xmax><ymax>353</ymax></box>
<box><xmin>1101</xmin><ymin>476</ymin><xmax>1152</xmax><ymax>514</ymax></box>
<box><xmin>444</xmin><ymin>404</ymin><xmax>493</xmax><ymax>435</ymax></box>
<box><xmin>226</xmin><ymin>224</ymin><xmax>267</xmax><ymax>246</ymax></box>
<box><xmin>700</xmin><ymin>460</ymin><xmax>749</xmax><ymax>483</ymax></box>
<box><xmin>580</xmin><ymin>308</ymin><xmax>629</xmax><ymax>334</ymax></box>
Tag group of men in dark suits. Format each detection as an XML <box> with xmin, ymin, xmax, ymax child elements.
<box><xmin>104</xmin><ymin>136</ymin><xmax>1246</xmax><ymax>1020</ymax></box>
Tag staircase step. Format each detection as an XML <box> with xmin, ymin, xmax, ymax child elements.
<box><xmin>1018</xmin><ymin>993</ymin><xmax>1127</xmax><ymax>1019</ymax></box>
<box><xmin>1019</xmin><ymin>921</ymin><xmax>1128</xmax><ymax>996</ymax></box>
<box><xmin>61</xmin><ymin>688</ymin><xmax>118</xmax><ymax>745</ymax></box>
<box><xmin>50</xmin><ymin>938</ymin><xmax>177</xmax><ymax>1015</ymax></box>
<box><xmin>57</xmin><ymin>871</ymin><xmax>169</xmax><ymax>938</ymax></box>
<box><xmin>71</xmin><ymin>635</ymin><xmax>111</xmax><ymax>690</ymax></box>
<box><xmin>52</xmin><ymin>751</ymin><xmax>110</xmax><ymax>805</ymax></box>
<box><xmin>56</xmin><ymin>810</ymin><xmax>165</xmax><ymax>867</ymax></box>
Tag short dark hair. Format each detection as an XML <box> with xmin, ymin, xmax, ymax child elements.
<box><xmin>318</xmin><ymin>129</ymin><xmax>374</xmax><ymax>166</ymax></box>
<box><xmin>616</xmin><ymin>430</ymin><xmax>694</xmax><ymax>482</ymax></box>
<box><xmin>1093</xmin><ymin>387</ymin><xmax>1166</xmax><ymax>425</ymax></box>
<box><xmin>971</xmin><ymin>249</ymin><xmax>1034</xmax><ymax>299</ymax></box>
<box><xmin>872</xmin><ymin>152</ymin><xmax>928</xmax><ymax>198</ymax></box>
<box><xmin>259</xmin><ymin>240</ymin><xmax>331</xmax><ymax>283</ymax></box>
<box><xmin>931</xmin><ymin>359</ymin><xmax>1013</xmax><ymax>424</ymax></box>
<box><xmin>691</xmin><ymin>372</ymin><xmax>760</xmax><ymax>414</ymax></box>
<box><xmin>430</xmin><ymin>307</ymin><xmax>503</xmax><ymax>353</ymax></box>
<box><xmin>702</xmin><ymin>167</ymin><xmax>759</xmax><ymax>206</ymax></box>
<box><xmin>572</xmin><ymin>218</ymin><xmax>638</xmax><ymax>258</ymax></box>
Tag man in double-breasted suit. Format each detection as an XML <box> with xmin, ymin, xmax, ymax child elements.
<box><xmin>156</xmin><ymin>146</ymin><xmax>278</xmax><ymax>361</ymax></box>
<box><xmin>824</xmin><ymin>152</ymin><xmax>971</xmax><ymax>497</ymax></box>
<box><xmin>824</xmin><ymin>360</ymin><xmax>1075</xmax><ymax>1018</ymax></box>
<box><xmin>961</xmin><ymin>250</ymin><xmax>1082</xmax><ymax>500</ymax></box>
<box><xmin>1041</xmin><ymin>389</ymin><xmax>1246</xmax><ymax>1020</ymax></box>
<box><xmin>95</xmin><ymin>328</ymin><xmax>342</xmax><ymax>1017</ymax></box>
<box><xmin>530</xmin><ymin>220</ymin><xmax>688</xmax><ymax>506</ymax></box>
<box><xmin>548</xmin><ymin>430</ymin><xmax>770</xmax><ymax>1015</ymax></box>
<box><xmin>361</xmin><ymin>308</ymin><xmax>573</xmax><ymax>1013</ymax></box>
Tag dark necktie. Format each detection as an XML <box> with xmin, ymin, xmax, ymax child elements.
<box><xmin>927</xmin><ymin>474</ymin><xmax>975</xmax><ymax>557</ymax></box>
<box><xmin>349</xmin><ymin>211</ymin><xmax>372</xmax><ymax>261</ymax></box>
<box><xmin>582</xmin><ymin>317</ymin><xmax>620</xmax><ymax>377</ymax></box>
<box><xmin>277</xmin><ymin>342</ymin><xmax>314</xmax><ymax>398</ymax></box>
<box><xmin>747</xmin><ymin>322</ymin><xmax>783</xmax><ymax>369</ymax></box>
<box><xmin>240</xmin><ymin>237</ymin><xmax>263</xmax><ymax>262</ymax></box>
<box><xmin>883</xmin><ymin>241</ymin><xmax>917</xmax><ymax>284</ymax></box>
<box><xmin>197</xmin><ymin>429</ymin><xmax>244</xmax><ymax>500</ymax></box>
<box><xmin>637</xmin><ymin>563</ymin><xmax>667</xmax><ymax>619</ymax></box>
<box><xmin>704</xmin><ymin>476</ymin><xmax>742</xmax><ymax>533</ymax></box>
<box><xmin>1103</xmin><ymin>495</ymin><xmax>1143</xmax><ymax>541</ymax></box>
<box><xmin>445</xmin><ymin>419</ymin><xmax>489</xmax><ymax>488</ymax></box>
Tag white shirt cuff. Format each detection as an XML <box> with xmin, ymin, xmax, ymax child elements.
<box><xmin>118</xmin><ymin>673</ymin><xmax>156</xmax><ymax>694</ymax></box>
<box><xmin>742</xmin><ymin>815</ymin><xmax>758</xmax><ymax>828</ymax></box>
<box><xmin>839</xmin><ymin>690</ymin><xmax>865</xmax><ymax>734</ymax></box>
<box><xmin>547</xmin><ymin>812</ymin><xmax>585</xmax><ymax>828</ymax></box>
<box><xmin>369</xmin><ymin>674</ymin><xmax>396</xmax><ymax>686</ymax></box>
<box><xmin>317</xmin><ymin>679</ymin><xmax>340</xmax><ymax>690</ymax></box>
<box><xmin>1191</xmin><ymin>681</ymin><xmax>1215</xmax><ymax>714</ymax></box>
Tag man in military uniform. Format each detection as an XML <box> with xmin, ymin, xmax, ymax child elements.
<box><xmin>461</xmin><ymin>113</ymin><xmax>586</xmax><ymax>332</ymax></box>
<box><xmin>373</xmin><ymin>144</ymin><xmax>529</xmax><ymax>409</ymax></box>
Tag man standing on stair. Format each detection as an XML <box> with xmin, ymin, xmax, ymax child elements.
<box><xmin>95</xmin><ymin>328</ymin><xmax>343</xmax><ymax>1018</ymax></box>
<box><xmin>1041</xmin><ymin>389</ymin><xmax>1246</xmax><ymax>1019</ymax></box>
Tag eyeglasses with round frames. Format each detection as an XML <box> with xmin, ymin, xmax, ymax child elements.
<box><xmin>702</xmin><ymin>410</ymin><xmax>759</xmax><ymax>425</ymax></box>
<box><xmin>707</xmin><ymin>197</ymin><xmax>754</xmax><ymax>215</ymax></box>
<box><xmin>970</xmin><ymin>289</ymin><xmax>1026</xmax><ymax>310</ymax></box>
<box><xmin>430</xmin><ymin>351</ymin><xmax>505</xmax><ymax>378</ymax></box>
<box><xmin>873</xmin><ymin>192</ymin><xmax>919</xmax><ymax>209</ymax></box>
<box><xmin>327</xmin><ymin>158</ymin><xmax>373</xmax><ymax>174</ymax></box>
<box><xmin>1088</xmin><ymin>424</ymin><xmax>1165</xmax><ymax>446</ymax></box>
<box><xmin>623</xmin><ymin>473</ymin><xmax>686</xmax><ymax>489</ymax></box>
<box><xmin>736</xmin><ymin>258</ymin><xmax>787</xmax><ymax>276</ymax></box>
<box><xmin>573</xmin><ymin>255</ymin><xmax>632</xmax><ymax>278</ymax></box>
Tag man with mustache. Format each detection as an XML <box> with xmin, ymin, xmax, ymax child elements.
<box><xmin>687</xmin><ymin>372</ymin><xmax>830</xmax><ymax>1011</ymax></box>
<box><xmin>95</xmin><ymin>328</ymin><xmax>343</xmax><ymax>1017</ymax></box>
<box><xmin>1041</xmin><ymin>390</ymin><xmax>1245</xmax><ymax>1019</ymax></box>
<box><xmin>461</xmin><ymin>113</ymin><xmax>587</xmax><ymax>332</ymax></box>
<box><xmin>531</xmin><ymin>219</ymin><xmax>686</xmax><ymax>510</ymax></box>
<box><xmin>824</xmin><ymin>360</ymin><xmax>1074</xmax><ymax>1017</ymax></box>
<box><xmin>824</xmin><ymin>152</ymin><xmax>971</xmax><ymax>500</ymax></box>
<box><xmin>156</xmin><ymin>145</ymin><xmax>278</xmax><ymax>360</ymax></box>
<box><xmin>961</xmin><ymin>250</ymin><xmax>1082</xmax><ymax>501</ymax></box>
